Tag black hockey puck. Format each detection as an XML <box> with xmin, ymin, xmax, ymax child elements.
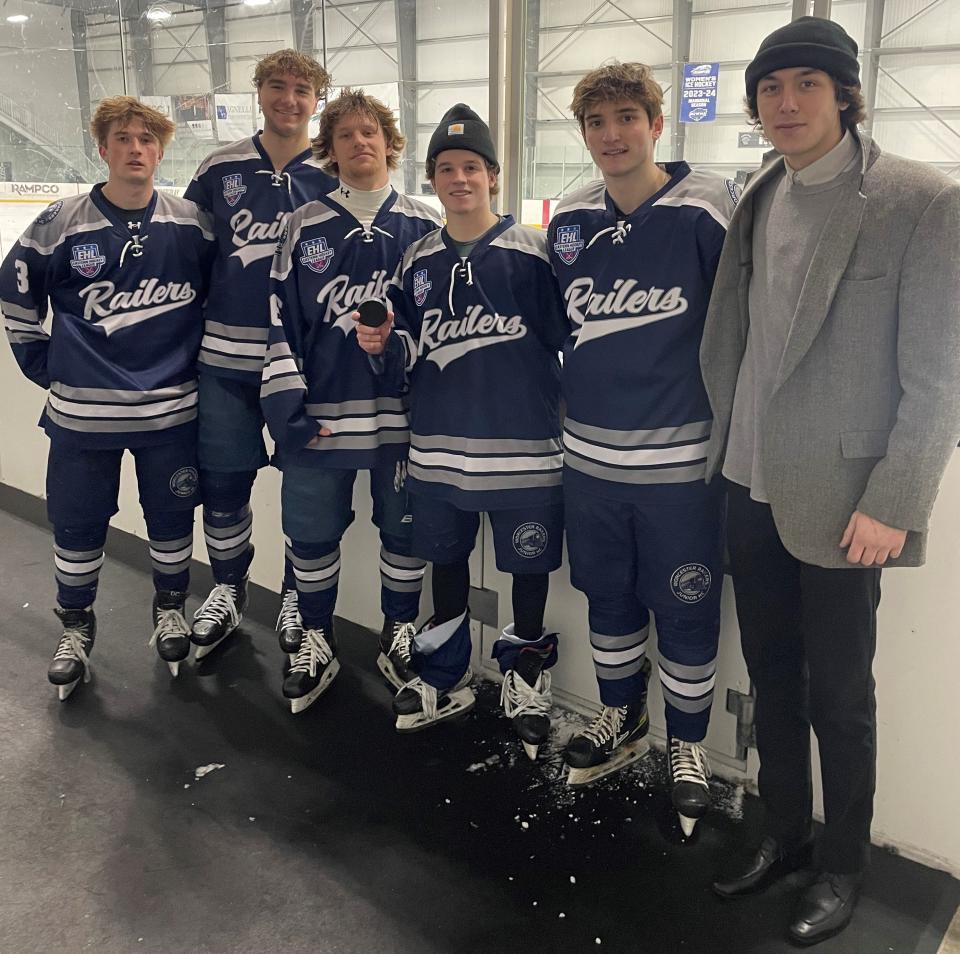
<box><xmin>358</xmin><ymin>299</ymin><xmax>388</xmax><ymax>328</ymax></box>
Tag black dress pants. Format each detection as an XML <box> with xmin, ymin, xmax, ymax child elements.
<box><xmin>726</xmin><ymin>481</ymin><xmax>881</xmax><ymax>873</ymax></box>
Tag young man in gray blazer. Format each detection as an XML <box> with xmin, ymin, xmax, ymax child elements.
<box><xmin>701</xmin><ymin>16</ymin><xmax>960</xmax><ymax>946</ymax></box>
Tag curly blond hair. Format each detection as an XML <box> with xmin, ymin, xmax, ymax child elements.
<box><xmin>90</xmin><ymin>96</ymin><xmax>176</xmax><ymax>149</ymax></box>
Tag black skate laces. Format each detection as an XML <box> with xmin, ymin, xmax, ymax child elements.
<box><xmin>669</xmin><ymin>738</ymin><xmax>711</xmax><ymax>788</ymax></box>
<box><xmin>289</xmin><ymin>629</ymin><xmax>333</xmax><ymax>678</ymax></box>
<box><xmin>193</xmin><ymin>583</ymin><xmax>241</xmax><ymax>630</ymax></box>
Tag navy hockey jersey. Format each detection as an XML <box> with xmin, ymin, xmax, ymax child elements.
<box><xmin>262</xmin><ymin>189</ymin><xmax>442</xmax><ymax>469</ymax></box>
<box><xmin>548</xmin><ymin>163</ymin><xmax>738</xmax><ymax>501</ymax></box>
<box><xmin>388</xmin><ymin>215</ymin><xmax>570</xmax><ymax>511</ymax></box>
<box><xmin>185</xmin><ymin>135</ymin><xmax>337</xmax><ymax>383</ymax></box>
<box><xmin>0</xmin><ymin>186</ymin><xmax>215</xmax><ymax>449</ymax></box>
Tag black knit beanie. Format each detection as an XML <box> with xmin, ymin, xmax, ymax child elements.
<box><xmin>427</xmin><ymin>104</ymin><xmax>499</xmax><ymax>171</ymax></box>
<box><xmin>745</xmin><ymin>16</ymin><xmax>860</xmax><ymax>98</ymax></box>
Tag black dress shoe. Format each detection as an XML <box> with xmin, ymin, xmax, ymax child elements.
<box><xmin>713</xmin><ymin>835</ymin><xmax>813</xmax><ymax>898</ymax></box>
<box><xmin>788</xmin><ymin>872</ymin><xmax>862</xmax><ymax>946</ymax></box>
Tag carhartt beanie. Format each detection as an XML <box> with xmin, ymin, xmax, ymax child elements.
<box><xmin>427</xmin><ymin>104</ymin><xmax>499</xmax><ymax>171</ymax></box>
<box><xmin>745</xmin><ymin>17</ymin><xmax>860</xmax><ymax>98</ymax></box>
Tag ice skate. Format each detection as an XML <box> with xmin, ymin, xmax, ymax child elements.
<box><xmin>377</xmin><ymin>618</ymin><xmax>417</xmax><ymax>690</ymax></box>
<box><xmin>565</xmin><ymin>657</ymin><xmax>651</xmax><ymax>785</ymax></box>
<box><xmin>191</xmin><ymin>577</ymin><xmax>247</xmax><ymax>660</ymax></box>
<box><xmin>149</xmin><ymin>590</ymin><xmax>191</xmax><ymax>676</ymax></box>
<box><xmin>283</xmin><ymin>627</ymin><xmax>339</xmax><ymax>714</ymax></box>
<box><xmin>393</xmin><ymin>672</ymin><xmax>474</xmax><ymax>732</ymax></box>
<box><xmin>564</xmin><ymin>703</ymin><xmax>650</xmax><ymax>786</ymax></box>
<box><xmin>276</xmin><ymin>587</ymin><xmax>303</xmax><ymax>662</ymax></box>
<box><xmin>48</xmin><ymin>607</ymin><xmax>96</xmax><ymax>701</ymax></box>
<box><xmin>501</xmin><ymin>647</ymin><xmax>553</xmax><ymax>760</ymax></box>
<box><xmin>668</xmin><ymin>737</ymin><xmax>711</xmax><ymax>836</ymax></box>
<box><xmin>564</xmin><ymin>700</ymin><xmax>649</xmax><ymax>787</ymax></box>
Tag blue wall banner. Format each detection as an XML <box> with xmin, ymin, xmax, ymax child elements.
<box><xmin>680</xmin><ymin>62</ymin><xmax>719</xmax><ymax>124</ymax></box>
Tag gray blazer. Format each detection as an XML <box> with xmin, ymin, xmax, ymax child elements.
<box><xmin>700</xmin><ymin>135</ymin><xmax>960</xmax><ymax>568</ymax></box>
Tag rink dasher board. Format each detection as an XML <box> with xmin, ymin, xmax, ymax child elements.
<box><xmin>0</xmin><ymin>184</ymin><xmax>186</xmax><ymax>260</ymax></box>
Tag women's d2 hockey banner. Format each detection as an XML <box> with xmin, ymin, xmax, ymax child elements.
<box><xmin>680</xmin><ymin>62</ymin><xmax>719</xmax><ymax>124</ymax></box>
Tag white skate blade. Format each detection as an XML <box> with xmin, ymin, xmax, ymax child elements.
<box><xmin>193</xmin><ymin>631</ymin><xmax>233</xmax><ymax>661</ymax></box>
<box><xmin>395</xmin><ymin>686</ymin><xmax>475</xmax><ymax>733</ymax></box>
<box><xmin>376</xmin><ymin>652</ymin><xmax>406</xmax><ymax>691</ymax></box>
<box><xmin>679</xmin><ymin>813</ymin><xmax>698</xmax><ymax>837</ymax></box>
<box><xmin>521</xmin><ymin>740</ymin><xmax>540</xmax><ymax>761</ymax></box>
<box><xmin>56</xmin><ymin>680</ymin><xmax>80</xmax><ymax>702</ymax></box>
<box><xmin>289</xmin><ymin>659</ymin><xmax>340</xmax><ymax>714</ymax></box>
<box><xmin>566</xmin><ymin>738</ymin><xmax>650</xmax><ymax>788</ymax></box>
<box><xmin>167</xmin><ymin>661</ymin><xmax>180</xmax><ymax>678</ymax></box>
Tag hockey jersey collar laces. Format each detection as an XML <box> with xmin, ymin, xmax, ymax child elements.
<box><xmin>119</xmin><ymin>233</ymin><xmax>148</xmax><ymax>267</ymax></box>
<box><xmin>256</xmin><ymin>168</ymin><xmax>293</xmax><ymax>193</ymax></box>
<box><xmin>447</xmin><ymin>259</ymin><xmax>474</xmax><ymax>316</ymax></box>
<box><xmin>586</xmin><ymin>219</ymin><xmax>631</xmax><ymax>249</ymax></box>
<box><xmin>343</xmin><ymin>224</ymin><xmax>395</xmax><ymax>244</ymax></box>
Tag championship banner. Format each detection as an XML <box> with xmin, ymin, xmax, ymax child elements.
<box><xmin>679</xmin><ymin>63</ymin><xmax>719</xmax><ymax>124</ymax></box>
<box><xmin>174</xmin><ymin>93</ymin><xmax>214</xmax><ymax>140</ymax></box>
<box><xmin>215</xmin><ymin>93</ymin><xmax>256</xmax><ymax>141</ymax></box>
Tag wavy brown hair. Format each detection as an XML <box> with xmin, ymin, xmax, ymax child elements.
<box><xmin>313</xmin><ymin>88</ymin><xmax>405</xmax><ymax>175</ymax></box>
<box><xmin>253</xmin><ymin>49</ymin><xmax>331</xmax><ymax>99</ymax></box>
<box><xmin>90</xmin><ymin>96</ymin><xmax>176</xmax><ymax>149</ymax></box>
<box><xmin>570</xmin><ymin>61</ymin><xmax>664</xmax><ymax>130</ymax></box>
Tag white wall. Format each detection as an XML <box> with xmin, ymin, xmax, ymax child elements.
<box><xmin>2</xmin><ymin>186</ymin><xmax>960</xmax><ymax>875</ymax></box>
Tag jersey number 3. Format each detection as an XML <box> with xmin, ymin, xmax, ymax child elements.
<box><xmin>15</xmin><ymin>259</ymin><xmax>29</xmax><ymax>294</ymax></box>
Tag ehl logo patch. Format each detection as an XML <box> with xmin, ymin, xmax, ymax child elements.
<box><xmin>70</xmin><ymin>244</ymin><xmax>106</xmax><ymax>279</ymax></box>
<box><xmin>169</xmin><ymin>466</ymin><xmax>199</xmax><ymax>498</ymax></box>
<box><xmin>513</xmin><ymin>522</ymin><xmax>548</xmax><ymax>560</ymax></box>
<box><xmin>413</xmin><ymin>268</ymin><xmax>432</xmax><ymax>307</ymax></box>
<box><xmin>670</xmin><ymin>563</ymin><xmax>712</xmax><ymax>603</ymax></box>
<box><xmin>221</xmin><ymin>173</ymin><xmax>247</xmax><ymax>207</ymax></box>
<box><xmin>554</xmin><ymin>224</ymin><xmax>584</xmax><ymax>266</ymax></box>
<box><xmin>299</xmin><ymin>237</ymin><xmax>335</xmax><ymax>274</ymax></box>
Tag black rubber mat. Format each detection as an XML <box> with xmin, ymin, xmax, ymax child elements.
<box><xmin>0</xmin><ymin>508</ymin><xmax>957</xmax><ymax>954</ymax></box>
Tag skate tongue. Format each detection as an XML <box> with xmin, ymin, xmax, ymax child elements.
<box><xmin>515</xmin><ymin>647</ymin><xmax>550</xmax><ymax>687</ymax></box>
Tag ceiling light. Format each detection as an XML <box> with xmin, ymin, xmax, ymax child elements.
<box><xmin>243</xmin><ymin>0</ymin><xmax>271</xmax><ymax>7</ymax></box>
<box><xmin>6</xmin><ymin>13</ymin><xmax>29</xmax><ymax>22</ymax></box>
<box><xmin>145</xmin><ymin>5</ymin><xmax>172</xmax><ymax>20</ymax></box>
